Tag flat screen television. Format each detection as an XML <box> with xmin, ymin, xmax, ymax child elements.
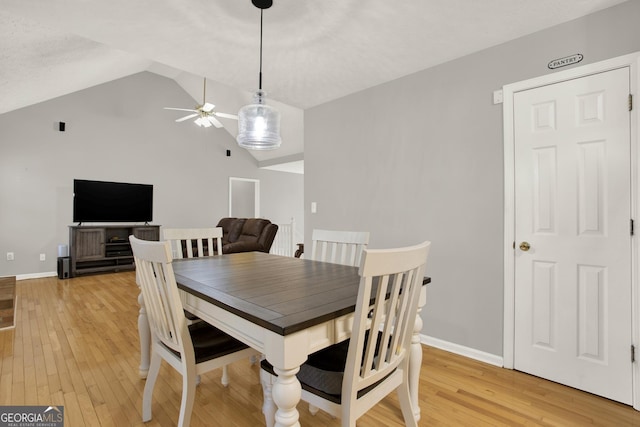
<box><xmin>73</xmin><ymin>179</ymin><xmax>153</xmax><ymax>223</ymax></box>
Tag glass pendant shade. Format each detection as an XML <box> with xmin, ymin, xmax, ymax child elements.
<box><xmin>237</xmin><ymin>89</ymin><xmax>281</xmax><ymax>150</ymax></box>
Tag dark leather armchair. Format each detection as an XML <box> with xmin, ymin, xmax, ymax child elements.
<box><xmin>216</xmin><ymin>218</ymin><xmax>279</xmax><ymax>254</ymax></box>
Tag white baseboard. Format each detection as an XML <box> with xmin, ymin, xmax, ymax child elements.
<box><xmin>16</xmin><ymin>271</ymin><xmax>57</xmax><ymax>281</ymax></box>
<box><xmin>421</xmin><ymin>334</ymin><xmax>504</xmax><ymax>367</ymax></box>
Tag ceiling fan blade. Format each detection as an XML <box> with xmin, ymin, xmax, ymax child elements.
<box><xmin>176</xmin><ymin>113</ymin><xmax>199</xmax><ymax>122</ymax></box>
<box><xmin>164</xmin><ymin>107</ymin><xmax>198</xmax><ymax>112</ymax></box>
<box><xmin>208</xmin><ymin>116</ymin><xmax>224</xmax><ymax>128</ymax></box>
<box><xmin>215</xmin><ymin>112</ymin><xmax>239</xmax><ymax>120</ymax></box>
<box><xmin>202</xmin><ymin>103</ymin><xmax>215</xmax><ymax>112</ymax></box>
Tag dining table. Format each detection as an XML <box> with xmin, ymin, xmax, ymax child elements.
<box><xmin>136</xmin><ymin>251</ymin><xmax>430</xmax><ymax>427</ymax></box>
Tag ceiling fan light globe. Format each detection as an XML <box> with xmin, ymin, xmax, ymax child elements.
<box><xmin>195</xmin><ymin>117</ymin><xmax>212</xmax><ymax>127</ymax></box>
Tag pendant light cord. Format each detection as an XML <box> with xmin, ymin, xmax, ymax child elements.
<box><xmin>259</xmin><ymin>9</ymin><xmax>263</xmax><ymax>90</ymax></box>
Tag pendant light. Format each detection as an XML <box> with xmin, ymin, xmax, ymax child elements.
<box><xmin>237</xmin><ymin>0</ymin><xmax>282</xmax><ymax>150</ymax></box>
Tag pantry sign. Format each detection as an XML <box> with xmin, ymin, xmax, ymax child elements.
<box><xmin>548</xmin><ymin>54</ymin><xmax>584</xmax><ymax>69</ymax></box>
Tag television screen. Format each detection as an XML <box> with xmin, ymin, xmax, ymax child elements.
<box><xmin>73</xmin><ymin>179</ymin><xmax>153</xmax><ymax>223</ymax></box>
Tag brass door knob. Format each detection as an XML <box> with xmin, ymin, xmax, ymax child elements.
<box><xmin>519</xmin><ymin>242</ymin><xmax>531</xmax><ymax>251</ymax></box>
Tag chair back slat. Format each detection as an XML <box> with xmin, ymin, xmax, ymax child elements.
<box><xmin>310</xmin><ymin>229</ymin><xmax>370</xmax><ymax>267</ymax></box>
<box><xmin>377</xmin><ymin>273</ymin><xmax>399</xmax><ymax>368</ymax></box>
<box><xmin>130</xmin><ymin>236</ymin><xmax>188</xmax><ymax>354</ymax></box>
<box><xmin>344</xmin><ymin>241</ymin><xmax>430</xmax><ymax>398</ymax></box>
<box><xmin>162</xmin><ymin>227</ymin><xmax>223</xmax><ymax>259</ymax></box>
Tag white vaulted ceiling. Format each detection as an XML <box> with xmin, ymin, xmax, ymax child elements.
<box><xmin>0</xmin><ymin>0</ymin><xmax>628</xmax><ymax>165</ymax></box>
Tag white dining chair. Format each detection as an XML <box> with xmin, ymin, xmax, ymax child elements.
<box><xmin>162</xmin><ymin>227</ymin><xmax>223</xmax><ymax>259</ymax></box>
<box><xmin>261</xmin><ymin>240</ymin><xmax>431</xmax><ymax>427</ymax></box>
<box><xmin>309</xmin><ymin>229</ymin><xmax>370</xmax><ymax>267</ymax></box>
<box><xmin>306</xmin><ymin>228</ymin><xmax>370</xmax><ymax>414</ymax></box>
<box><xmin>162</xmin><ymin>227</ymin><xmax>222</xmax><ymax>319</ymax></box>
<box><xmin>162</xmin><ymin>227</ymin><xmax>238</xmax><ymax>381</ymax></box>
<box><xmin>130</xmin><ymin>236</ymin><xmax>258</xmax><ymax>427</ymax></box>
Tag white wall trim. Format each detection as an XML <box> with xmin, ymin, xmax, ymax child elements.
<box><xmin>421</xmin><ymin>334</ymin><xmax>503</xmax><ymax>367</ymax></box>
<box><xmin>502</xmin><ymin>51</ymin><xmax>640</xmax><ymax>410</ymax></box>
<box><xmin>16</xmin><ymin>271</ymin><xmax>57</xmax><ymax>281</ymax></box>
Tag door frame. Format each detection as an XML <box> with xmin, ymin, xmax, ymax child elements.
<box><xmin>503</xmin><ymin>52</ymin><xmax>640</xmax><ymax>409</ymax></box>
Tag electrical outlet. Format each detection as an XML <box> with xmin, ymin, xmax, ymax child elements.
<box><xmin>6</xmin><ymin>252</ymin><xmax>14</xmax><ymax>261</ymax></box>
<box><xmin>40</xmin><ymin>253</ymin><xmax>46</xmax><ymax>261</ymax></box>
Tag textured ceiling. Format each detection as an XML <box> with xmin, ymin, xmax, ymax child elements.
<box><xmin>0</xmin><ymin>0</ymin><xmax>628</xmax><ymax>164</ymax></box>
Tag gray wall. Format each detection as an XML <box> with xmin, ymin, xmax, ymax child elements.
<box><xmin>0</xmin><ymin>71</ymin><xmax>303</xmax><ymax>277</ymax></box>
<box><xmin>304</xmin><ymin>1</ymin><xmax>640</xmax><ymax>356</ymax></box>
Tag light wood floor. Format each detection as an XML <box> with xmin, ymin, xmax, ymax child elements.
<box><xmin>1</xmin><ymin>272</ymin><xmax>639</xmax><ymax>426</ymax></box>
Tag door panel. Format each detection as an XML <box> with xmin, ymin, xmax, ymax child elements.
<box><xmin>513</xmin><ymin>67</ymin><xmax>632</xmax><ymax>404</ymax></box>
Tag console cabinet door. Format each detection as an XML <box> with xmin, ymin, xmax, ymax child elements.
<box><xmin>74</xmin><ymin>228</ymin><xmax>106</xmax><ymax>260</ymax></box>
<box><xmin>132</xmin><ymin>227</ymin><xmax>159</xmax><ymax>241</ymax></box>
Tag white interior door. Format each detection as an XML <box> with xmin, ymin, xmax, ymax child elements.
<box><xmin>513</xmin><ymin>67</ymin><xmax>633</xmax><ymax>404</ymax></box>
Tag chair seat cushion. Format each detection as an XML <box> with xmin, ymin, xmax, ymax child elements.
<box><xmin>260</xmin><ymin>331</ymin><xmax>388</xmax><ymax>404</ymax></box>
<box><xmin>165</xmin><ymin>322</ymin><xmax>249</xmax><ymax>364</ymax></box>
<box><xmin>297</xmin><ymin>339</ymin><xmax>349</xmax><ymax>396</ymax></box>
<box><xmin>260</xmin><ymin>340</ymin><xmax>347</xmax><ymax>402</ymax></box>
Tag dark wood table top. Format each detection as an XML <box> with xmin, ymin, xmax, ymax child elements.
<box><xmin>173</xmin><ymin>251</ymin><xmax>430</xmax><ymax>336</ymax></box>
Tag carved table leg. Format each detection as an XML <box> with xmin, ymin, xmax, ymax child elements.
<box><xmin>138</xmin><ymin>292</ymin><xmax>151</xmax><ymax>379</ymax></box>
<box><xmin>272</xmin><ymin>366</ymin><xmax>301</xmax><ymax>427</ymax></box>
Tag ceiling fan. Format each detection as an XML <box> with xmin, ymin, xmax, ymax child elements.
<box><xmin>164</xmin><ymin>78</ymin><xmax>238</xmax><ymax>128</ymax></box>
